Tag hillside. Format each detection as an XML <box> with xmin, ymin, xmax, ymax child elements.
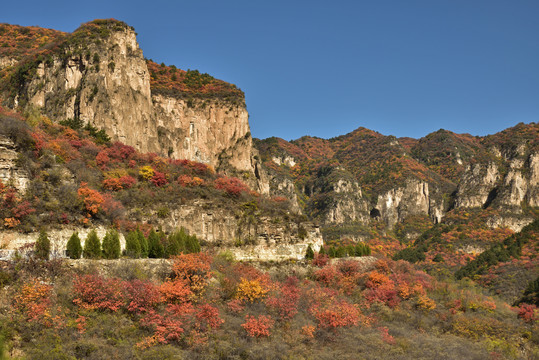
<box><xmin>0</xmin><ymin>18</ymin><xmax>537</xmax><ymax>359</ymax></box>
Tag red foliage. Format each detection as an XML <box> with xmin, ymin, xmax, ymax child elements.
<box><xmin>72</xmin><ymin>274</ymin><xmax>124</xmax><ymax>312</ymax></box>
<box><xmin>312</xmin><ymin>253</ymin><xmax>330</xmax><ymax>267</ymax></box>
<box><xmin>214</xmin><ymin>177</ymin><xmax>250</xmax><ymax>196</ymax></box>
<box><xmin>241</xmin><ymin>315</ymin><xmax>275</xmax><ymax>337</ymax></box>
<box><xmin>195</xmin><ymin>303</ymin><xmax>224</xmax><ymax>330</ymax></box>
<box><xmin>13</xmin><ymin>279</ymin><xmax>53</xmax><ymax>323</ymax></box>
<box><xmin>517</xmin><ymin>304</ymin><xmax>537</xmax><ymax>323</ymax></box>
<box><xmin>266</xmin><ymin>277</ymin><xmax>301</xmax><ymax>320</ymax></box>
<box><xmin>77</xmin><ymin>183</ymin><xmax>104</xmax><ymax>216</ymax></box>
<box><xmin>160</xmin><ymin>279</ymin><xmax>193</xmax><ymax>304</ymax></box>
<box><xmin>170</xmin><ymin>253</ymin><xmax>213</xmax><ymax>291</ymax></box>
<box><xmin>103</xmin><ymin>175</ymin><xmax>136</xmax><ymax>191</ymax></box>
<box><xmin>310</xmin><ymin>299</ymin><xmax>362</xmax><ymax>330</ymax></box>
<box><xmin>123</xmin><ymin>279</ymin><xmax>162</xmax><ymax>314</ymax></box>
<box><xmin>150</xmin><ymin>170</ymin><xmax>168</xmax><ymax>187</ymax></box>
<box><xmin>314</xmin><ymin>265</ymin><xmax>339</xmax><ymax>286</ymax></box>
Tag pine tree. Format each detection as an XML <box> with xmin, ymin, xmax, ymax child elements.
<box><xmin>66</xmin><ymin>232</ymin><xmax>82</xmax><ymax>259</ymax></box>
<box><xmin>176</xmin><ymin>227</ymin><xmax>188</xmax><ymax>253</ymax></box>
<box><xmin>125</xmin><ymin>230</ymin><xmax>141</xmax><ymax>258</ymax></box>
<box><xmin>186</xmin><ymin>234</ymin><xmax>201</xmax><ymax>253</ymax></box>
<box><xmin>164</xmin><ymin>232</ymin><xmax>181</xmax><ymax>258</ymax></box>
<box><xmin>328</xmin><ymin>246</ymin><xmax>336</xmax><ymax>258</ymax></box>
<box><xmin>335</xmin><ymin>246</ymin><xmax>346</xmax><ymax>258</ymax></box>
<box><xmin>137</xmin><ymin>229</ymin><xmax>149</xmax><ymax>258</ymax></box>
<box><xmin>102</xmin><ymin>229</ymin><xmax>121</xmax><ymax>259</ymax></box>
<box><xmin>148</xmin><ymin>230</ymin><xmax>164</xmax><ymax>258</ymax></box>
<box><xmin>35</xmin><ymin>229</ymin><xmax>51</xmax><ymax>260</ymax></box>
<box><xmin>305</xmin><ymin>244</ymin><xmax>315</xmax><ymax>260</ymax></box>
<box><xmin>83</xmin><ymin>230</ymin><xmax>101</xmax><ymax>259</ymax></box>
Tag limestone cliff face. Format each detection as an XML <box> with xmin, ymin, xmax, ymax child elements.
<box><xmin>454</xmin><ymin>153</ymin><xmax>538</xmax><ymax>210</ymax></box>
<box><xmin>152</xmin><ymin>96</ymin><xmax>251</xmax><ymax>169</ymax></box>
<box><xmin>322</xmin><ymin>178</ymin><xmax>370</xmax><ymax>225</ymax></box>
<box><xmin>151</xmin><ymin>200</ymin><xmax>321</xmax><ymax>249</ymax></box>
<box><xmin>374</xmin><ymin>179</ymin><xmax>445</xmax><ymax>228</ymax></box>
<box><xmin>3</xmin><ymin>20</ymin><xmax>267</xmax><ymax>192</ymax></box>
<box><xmin>0</xmin><ymin>200</ymin><xmax>323</xmax><ymax>262</ymax></box>
<box><xmin>18</xmin><ymin>27</ymin><xmax>158</xmax><ymax>153</ymax></box>
<box><xmin>454</xmin><ymin>163</ymin><xmax>500</xmax><ymax>208</ymax></box>
<box><xmin>0</xmin><ymin>135</ymin><xmax>29</xmax><ymax>193</ymax></box>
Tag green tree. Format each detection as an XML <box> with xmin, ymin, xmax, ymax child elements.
<box><xmin>66</xmin><ymin>232</ymin><xmax>82</xmax><ymax>259</ymax></box>
<box><xmin>185</xmin><ymin>234</ymin><xmax>201</xmax><ymax>253</ymax></box>
<box><xmin>148</xmin><ymin>230</ymin><xmax>164</xmax><ymax>258</ymax></box>
<box><xmin>305</xmin><ymin>244</ymin><xmax>315</xmax><ymax>260</ymax></box>
<box><xmin>102</xmin><ymin>229</ymin><xmax>121</xmax><ymax>259</ymax></box>
<box><xmin>335</xmin><ymin>246</ymin><xmax>346</xmax><ymax>258</ymax></box>
<box><xmin>125</xmin><ymin>230</ymin><xmax>141</xmax><ymax>258</ymax></box>
<box><xmin>319</xmin><ymin>246</ymin><xmax>326</xmax><ymax>256</ymax></box>
<box><xmin>137</xmin><ymin>229</ymin><xmax>149</xmax><ymax>258</ymax></box>
<box><xmin>35</xmin><ymin>229</ymin><xmax>50</xmax><ymax>260</ymax></box>
<box><xmin>164</xmin><ymin>231</ymin><xmax>181</xmax><ymax>258</ymax></box>
<box><xmin>83</xmin><ymin>230</ymin><xmax>101</xmax><ymax>259</ymax></box>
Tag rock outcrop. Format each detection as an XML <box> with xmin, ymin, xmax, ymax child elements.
<box><xmin>1</xmin><ymin>20</ymin><xmax>267</xmax><ymax>192</ymax></box>
<box><xmin>0</xmin><ymin>135</ymin><xmax>29</xmax><ymax>193</ymax></box>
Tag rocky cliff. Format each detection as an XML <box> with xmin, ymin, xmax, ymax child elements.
<box><xmin>255</xmin><ymin>123</ymin><xmax>538</xmax><ymax>238</ymax></box>
<box><xmin>0</xmin><ymin>20</ymin><xmax>267</xmax><ymax>192</ymax></box>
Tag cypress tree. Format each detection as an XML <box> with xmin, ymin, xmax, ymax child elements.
<box><xmin>137</xmin><ymin>229</ymin><xmax>149</xmax><ymax>258</ymax></box>
<box><xmin>177</xmin><ymin>227</ymin><xmax>188</xmax><ymax>253</ymax></box>
<box><xmin>102</xmin><ymin>229</ymin><xmax>121</xmax><ymax>259</ymax></box>
<box><xmin>148</xmin><ymin>230</ymin><xmax>164</xmax><ymax>258</ymax></box>
<box><xmin>66</xmin><ymin>232</ymin><xmax>82</xmax><ymax>259</ymax></box>
<box><xmin>165</xmin><ymin>232</ymin><xmax>181</xmax><ymax>258</ymax></box>
<box><xmin>35</xmin><ymin>229</ymin><xmax>51</xmax><ymax>260</ymax></box>
<box><xmin>335</xmin><ymin>246</ymin><xmax>346</xmax><ymax>258</ymax></box>
<box><xmin>186</xmin><ymin>234</ymin><xmax>200</xmax><ymax>253</ymax></box>
<box><xmin>305</xmin><ymin>244</ymin><xmax>315</xmax><ymax>260</ymax></box>
<box><xmin>328</xmin><ymin>246</ymin><xmax>336</xmax><ymax>258</ymax></box>
<box><xmin>83</xmin><ymin>230</ymin><xmax>101</xmax><ymax>259</ymax></box>
<box><xmin>125</xmin><ymin>230</ymin><xmax>141</xmax><ymax>258</ymax></box>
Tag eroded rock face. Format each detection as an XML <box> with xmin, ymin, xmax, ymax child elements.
<box><xmin>454</xmin><ymin>153</ymin><xmax>539</xmax><ymax>210</ymax></box>
<box><xmin>153</xmin><ymin>200</ymin><xmax>321</xmax><ymax>249</ymax></box>
<box><xmin>21</xmin><ymin>27</ymin><xmax>158</xmax><ymax>154</ymax></box>
<box><xmin>455</xmin><ymin>163</ymin><xmax>500</xmax><ymax>209</ymax></box>
<box><xmin>0</xmin><ymin>135</ymin><xmax>29</xmax><ymax>193</ymax></box>
<box><xmin>375</xmin><ymin>179</ymin><xmax>436</xmax><ymax>228</ymax></box>
<box><xmin>6</xmin><ymin>24</ymin><xmax>267</xmax><ymax>192</ymax></box>
<box><xmin>152</xmin><ymin>95</ymin><xmax>252</xmax><ymax>170</ymax></box>
<box><xmin>0</xmin><ymin>57</ymin><xmax>17</xmax><ymax>70</ymax></box>
<box><xmin>0</xmin><ymin>201</ymin><xmax>322</xmax><ymax>262</ymax></box>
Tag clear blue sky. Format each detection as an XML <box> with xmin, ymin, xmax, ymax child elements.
<box><xmin>2</xmin><ymin>0</ymin><xmax>538</xmax><ymax>141</ymax></box>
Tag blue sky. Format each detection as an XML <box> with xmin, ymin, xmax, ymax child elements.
<box><xmin>2</xmin><ymin>0</ymin><xmax>538</xmax><ymax>141</ymax></box>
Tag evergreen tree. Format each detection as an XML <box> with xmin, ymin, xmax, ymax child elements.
<box><xmin>185</xmin><ymin>234</ymin><xmax>201</xmax><ymax>253</ymax></box>
<box><xmin>66</xmin><ymin>232</ymin><xmax>82</xmax><ymax>259</ymax></box>
<box><xmin>335</xmin><ymin>246</ymin><xmax>346</xmax><ymax>258</ymax></box>
<box><xmin>102</xmin><ymin>229</ymin><xmax>121</xmax><ymax>259</ymax></box>
<box><xmin>328</xmin><ymin>246</ymin><xmax>336</xmax><ymax>258</ymax></box>
<box><xmin>35</xmin><ymin>229</ymin><xmax>51</xmax><ymax>260</ymax></box>
<box><xmin>83</xmin><ymin>230</ymin><xmax>101</xmax><ymax>259</ymax></box>
<box><xmin>305</xmin><ymin>244</ymin><xmax>315</xmax><ymax>260</ymax></box>
<box><xmin>148</xmin><ymin>230</ymin><xmax>164</xmax><ymax>258</ymax></box>
<box><xmin>137</xmin><ymin>229</ymin><xmax>149</xmax><ymax>258</ymax></box>
<box><xmin>125</xmin><ymin>230</ymin><xmax>141</xmax><ymax>258</ymax></box>
<box><xmin>319</xmin><ymin>246</ymin><xmax>326</xmax><ymax>256</ymax></box>
<box><xmin>164</xmin><ymin>232</ymin><xmax>181</xmax><ymax>258</ymax></box>
<box><xmin>176</xmin><ymin>227</ymin><xmax>188</xmax><ymax>253</ymax></box>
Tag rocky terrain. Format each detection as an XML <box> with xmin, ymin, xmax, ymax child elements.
<box><xmin>0</xmin><ymin>18</ymin><xmax>537</xmax><ymax>360</ymax></box>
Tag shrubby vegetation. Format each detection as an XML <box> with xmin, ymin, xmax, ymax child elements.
<box><xmin>0</xmin><ymin>253</ymin><xmax>537</xmax><ymax>359</ymax></box>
